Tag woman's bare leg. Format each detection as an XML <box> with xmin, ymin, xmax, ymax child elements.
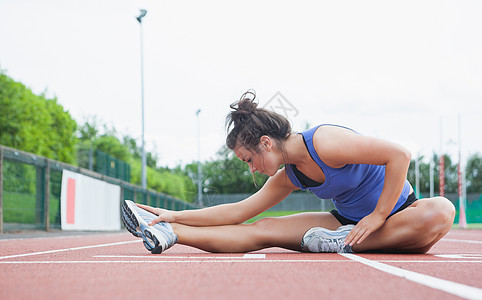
<box><xmin>171</xmin><ymin>212</ymin><xmax>342</xmax><ymax>253</ymax></box>
<box><xmin>170</xmin><ymin>197</ymin><xmax>454</xmax><ymax>254</ymax></box>
<box><xmin>352</xmin><ymin>197</ymin><xmax>455</xmax><ymax>253</ymax></box>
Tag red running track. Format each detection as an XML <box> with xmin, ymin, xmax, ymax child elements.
<box><xmin>1</xmin><ymin>229</ymin><xmax>481</xmax><ymax>300</ymax></box>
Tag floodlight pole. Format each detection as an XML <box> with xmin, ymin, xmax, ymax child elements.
<box><xmin>458</xmin><ymin>113</ymin><xmax>467</xmax><ymax>228</ymax></box>
<box><xmin>439</xmin><ymin>116</ymin><xmax>445</xmax><ymax>197</ymax></box>
<box><xmin>196</xmin><ymin>109</ymin><xmax>203</xmax><ymax>207</ymax></box>
<box><xmin>137</xmin><ymin>9</ymin><xmax>147</xmax><ymax>189</ymax></box>
<box><xmin>429</xmin><ymin>159</ymin><xmax>434</xmax><ymax>198</ymax></box>
<box><xmin>415</xmin><ymin>159</ymin><xmax>420</xmax><ymax>199</ymax></box>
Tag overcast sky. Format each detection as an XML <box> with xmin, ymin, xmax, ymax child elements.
<box><xmin>1</xmin><ymin>0</ymin><xmax>481</xmax><ymax>168</ymax></box>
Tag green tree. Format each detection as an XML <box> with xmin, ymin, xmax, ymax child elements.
<box><xmin>124</xmin><ymin>136</ymin><xmax>141</xmax><ymax>160</ymax></box>
<box><xmin>78</xmin><ymin>117</ymin><xmax>99</xmax><ymax>143</ymax></box>
<box><xmin>408</xmin><ymin>154</ymin><xmax>460</xmax><ymax>195</ymax></box>
<box><xmin>443</xmin><ymin>155</ymin><xmax>458</xmax><ymax>193</ymax></box>
<box><xmin>186</xmin><ymin>146</ymin><xmax>268</xmax><ymax>195</ymax></box>
<box><xmin>122</xmin><ymin>136</ymin><xmax>158</xmax><ymax>169</ymax></box>
<box><xmin>76</xmin><ymin>119</ymin><xmax>195</xmax><ymax>201</ymax></box>
<box><xmin>0</xmin><ymin>69</ymin><xmax>77</xmax><ymax>163</ymax></box>
<box><xmin>94</xmin><ymin>135</ymin><xmax>131</xmax><ymax>162</ymax></box>
<box><xmin>466</xmin><ymin>153</ymin><xmax>482</xmax><ymax>193</ymax></box>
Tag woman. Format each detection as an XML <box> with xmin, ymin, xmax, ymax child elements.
<box><xmin>121</xmin><ymin>91</ymin><xmax>455</xmax><ymax>254</ymax></box>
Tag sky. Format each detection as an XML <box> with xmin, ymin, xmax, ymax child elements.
<box><xmin>1</xmin><ymin>0</ymin><xmax>481</xmax><ymax>168</ymax></box>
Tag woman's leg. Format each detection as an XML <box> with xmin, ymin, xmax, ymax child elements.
<box><xmin>171</xmin><ymin>212</ymin><xmax>342</xmax><ymax>253</ymax></box>
<box><xmin>352</xmin><ymin>197</ymin><xmax>455</xmax><ymax>253</ymax></box>
<box><xmin>169</xmin><ymin>197</ymin><xmax>454</xmax><ymax>254</ymax></box>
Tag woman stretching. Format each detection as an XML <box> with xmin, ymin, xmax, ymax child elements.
<box><xmin>121</xmin><ymin>91</ymin><xmax>455</xmax><ymax>254</ymax></box>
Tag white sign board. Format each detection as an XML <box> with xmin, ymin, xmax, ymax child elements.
<box><xmin>60</xmin><ymin>170</ymin><xmax>121</xmax><ymax>231</ymax></box>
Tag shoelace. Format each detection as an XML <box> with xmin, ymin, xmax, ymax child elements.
<box><xmin>318</xmin><ymin>238</ymin><xmax>345</xmax><ymax>253</ymax></box>
<box><xmin>156</xmin><ymin>223</ymin><xmax>177</xmax><ymax>243</ymax></box>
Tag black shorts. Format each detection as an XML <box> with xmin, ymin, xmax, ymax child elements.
<box><xmin>330</xmin><ymin>192</ymin><xmax>418</xmax><ymax>226</ymax></box>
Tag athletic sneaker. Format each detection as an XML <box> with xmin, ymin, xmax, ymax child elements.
<box><xmin>301</xmin><ymin>225</ymin><xmax>355</xmax><ymax>253</ymax></box>
<box><xmin>121</xmin><ymin>200</ymin><xmax>178</xmax><ymax>254</ymax></box>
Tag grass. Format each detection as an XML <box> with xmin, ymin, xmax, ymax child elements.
<box><xmin>3</xmin><ymin>191</ymin><xmax>60</xmax><ymax>225</ymax></box>
<box><xmin>245</xmin><ymin>210</ymin><xmax>313</xmax><ymax>223</ymax></box>
<box><xmin>452</xmin><ymin>223</ymin><xmax>482</xmax><ymax>229</ymax></box>
<box><xmin>246</xmin><ymin>210</ymin><xmax>482</xmax><ymax>229</ymax></box>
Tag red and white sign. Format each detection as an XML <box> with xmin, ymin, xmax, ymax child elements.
<box><xmin>60</xmin><ymin>170</ymin><xmax>121</xmax><ymax>231</ymax></box>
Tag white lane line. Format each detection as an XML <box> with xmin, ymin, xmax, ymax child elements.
<box><xmin>243</xmin><ymin>253</ymin><xmax>266</xmax><ymax>259</ymax></box>
<box><xmin>0</xmin><ymin>232</ymin><xmax>128</xmax><ymax>242</ymax></box>
<box><xmin>341</xmin><ymin>253</ymin><xmax>482</xmax><ymax>300</ymax></box>
<box><xmin>94</xmin><ymin>254</ymin><xmax>266</xmax><ymax>259</ymax></box>
<box><xmin>92</xmin><ymin>255</ymin><xmax>482</xmax><ymax>263</ymax></box>
<box><xmin>2</xmin><ymin>258</ymin><xmax>481</xmax><ymax>265</ymax></box>
<box><xmin>0</xmin><ymin>240</ymin><xmax>141</xmax><ymax>260</ymax></box>
<box><xmin>435</xmin><ymin>254</ymin><xmax>482</xmax><ymax>259</ymax></box>
<box><xmin>378</xmin><ymin>260</ymin><xmax>482</xmax><ymax>263</ymax></box>
<box><xmin>442</xmin><ymin>238</ymin><xmax>482</xmax><ymax>244</ymax></box>
<box><xmin>0</xmin><ymin>259</ymin><xmax>350</xmax><ymax>264</ymax></box>
<box><xmin>4</xmin><ymin>259</ymin><xmax>481</xmax><ymax>264</ymax></box>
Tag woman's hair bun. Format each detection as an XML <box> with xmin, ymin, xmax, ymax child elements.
<box><xmin>228</xmin><ymin>90</ymin><xmax>258</xmax><ymax>124</ymax></box>
<box><xmin>239</xmin><ymin>90</ymin><xmax>256</xmax><ymax>103</ymax></box>
<box><xmin>230</xmin><ymin>90</ymin><xmax>257</xmax><ymax>112</ymax></box>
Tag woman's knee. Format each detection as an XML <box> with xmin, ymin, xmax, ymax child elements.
<box><xmin>434</xmin><ymin>197</ymin><xmax>456</xmax><ymax>226</ymax></box>
<box><xmin>248</xmin><ymin>217</ymin><xmax>283</xmax><ymax>247</ymax></box>
<box><xmin>420</xmin><ymin>197</ymin><xmax>455</xmax><ymax>232</ymax></box>
<box><xmin>250</xmin><ymin>216</ymin><xmax>312</xmax><ymax>249</ymax></box>
<box><xmin>252</xmin><ymin>217</ymin><xmax>279</xmax><ymax>235</ymax></box>
<box><xmin>398</xmin><ymin>198</ymin><xmax>455</xmax><ymax>253</ymax></box>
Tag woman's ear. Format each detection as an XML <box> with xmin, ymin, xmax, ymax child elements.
<box><xmin>259</xmin><ymin>135</ymin><xmax>272</xmax><ymax>151</ymax></box>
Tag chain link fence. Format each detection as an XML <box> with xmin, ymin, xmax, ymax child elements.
<box><xmin>77</xmin><ymin>146</ymin><xmax>131</xmax><ymax>182</ymax></box>
<box><xmin>204</xmin><ymin>192</ymin><xmax>336</xmax><ymax>212</ymax></box>
<box><xmin>0</xmin><ymin>145</ymin><xmax>198</xmax><ymax>233</ymax></box>
<box><xmin>203</xmin><ymin>192</ymin><xmax>481</xmax><ymax>224</ymax></box>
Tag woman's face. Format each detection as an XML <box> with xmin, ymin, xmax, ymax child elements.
<box><xmin>234</xmin><ymin>142</ymin><xmax>279</xmax><ymax>177</ymax></box>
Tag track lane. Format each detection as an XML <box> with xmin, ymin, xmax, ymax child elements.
<box><xmin>0</xmin><ymin>230</ymin><xmax>481</xmax><ymax>299</ymax></box>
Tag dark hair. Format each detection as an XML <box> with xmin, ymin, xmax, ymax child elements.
<box><xmin>225</xmin><ymin>90</ymin><xmax>292</xmax><ymax>153</ymax></box>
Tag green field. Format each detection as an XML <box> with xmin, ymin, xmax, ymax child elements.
<box><xmin>245</xmin><ymin>210</ymin><xmax>313</xmax><ymax>223</ymax></box>
<box><xmin>2</xmin><ymin>192</ymin><xmax>60</xmax><ymax>225</ymax></box>
<box><xmin>453</xmin><ymin>223</ymin><xmax>482</xmax><ymax>229</ymax></box>
<box><xmin>246</xmin><ymin>210</ymin><xmax>482</xmax><ymax>229</ymax></box>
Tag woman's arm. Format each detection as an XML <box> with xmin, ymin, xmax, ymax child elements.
<box><xmin>313</xmin><ymin>126</ymin><xmax>411</xmax><ymax>245</ymax></box>
<box><xmin>140</xmin><ymin>168</ymin><xmax>298</xmax><ymax>226</ymax></box>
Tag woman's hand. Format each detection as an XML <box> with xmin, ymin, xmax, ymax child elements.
<box><xmin>136</xmin><ymin>203</ymin><xmax>179</xmax><ymax>225</ymax></box>
<box><xmin>344</xmin><ymin>212</ymin><xmax>385</xmax><ymax>246</ymax></box>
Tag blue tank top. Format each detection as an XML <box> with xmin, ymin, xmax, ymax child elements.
<box><xmin>285</xmin><ymin>124</ymin><xmax>411</xmax><ymax>221</ymax></box>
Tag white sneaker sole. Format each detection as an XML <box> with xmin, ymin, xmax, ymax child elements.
<box><xmin>121</xmin><ymin>200</ymin><xmax>169</xmax><ymax>254</ymax></box>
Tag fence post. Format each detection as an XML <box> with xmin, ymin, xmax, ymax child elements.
<box><xmin>44</xmin><ymin>159</ymin><xmax>50</xmax><ymax>231</ymax></box>
<box><xmin>120</xmin><ymin>182</ymin><xmax>124</xmax><ymax>204</ymax></box>
<box><xmin>0</xmin><ymin>146</ymin><xmax>3</xmax><ymax>234</ymax></box>
<box><xmin>35</xmin><ymin>166</ymin><xmax>44</xmax><ymax>225</ymax></box>
<box><xmin>89</xmin><ymin>147</ymin><xmax>93</xmax><ymax>170</ymax></box>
